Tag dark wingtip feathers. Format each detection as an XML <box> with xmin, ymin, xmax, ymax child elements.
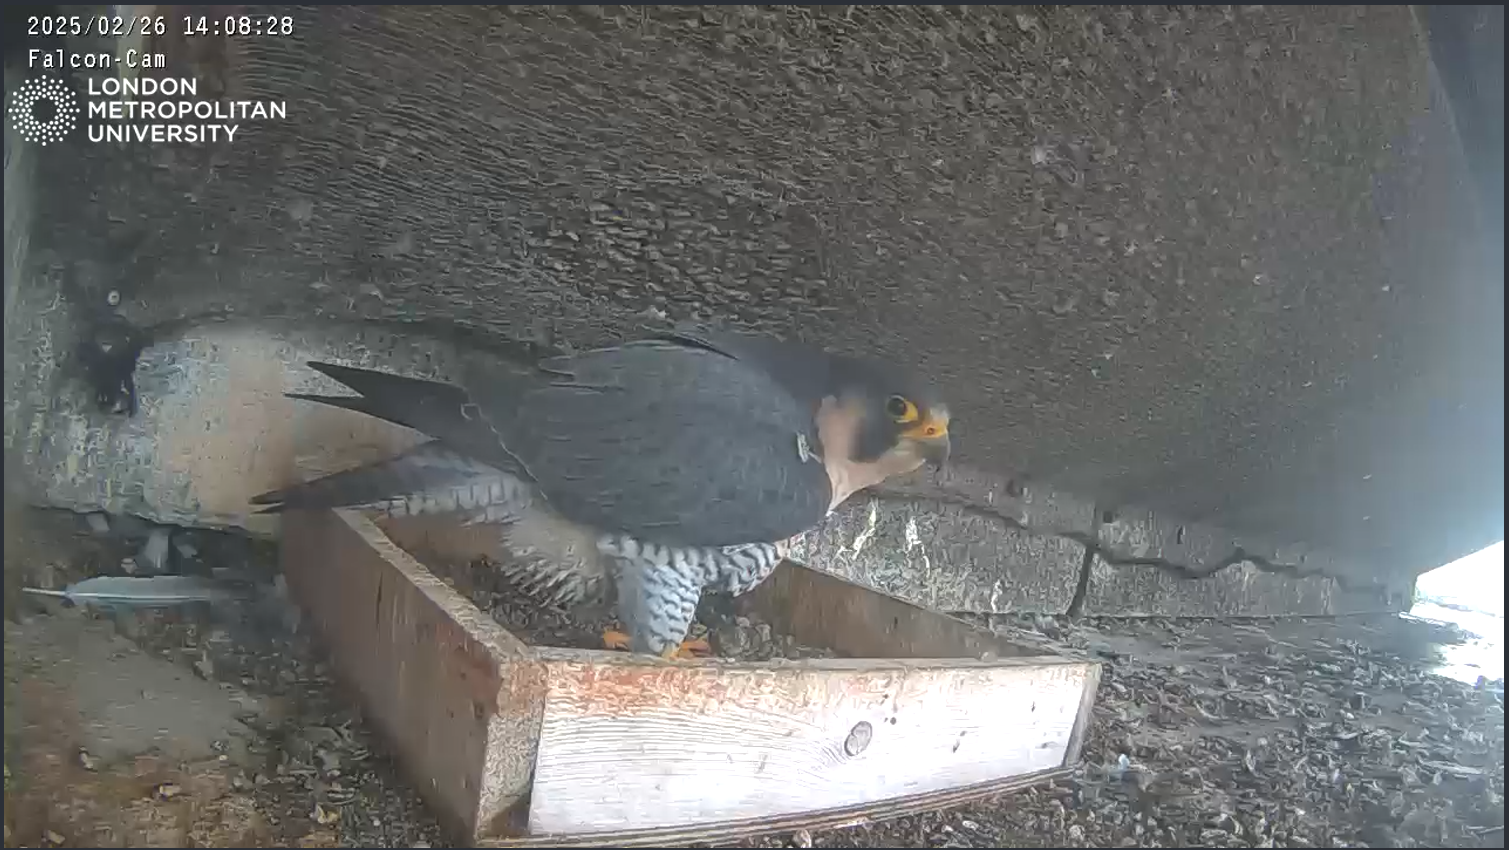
<box><xmin>303</xmin><ymin>360</ymin><xmax>368</xmax><ymax>383</ymax></box>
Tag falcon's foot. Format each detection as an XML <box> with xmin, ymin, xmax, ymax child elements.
<box><xmin>662</xmin><ymin>637</ymin><xmax>712</xmax><ymax>659</ymax></box>
<box><xmin>600</xmin><ymin>628</ymin><xmax>632</xmax><ymax>651</ymax></box>
<box><xmin>598</xmin><ymin>627</ymin><xmax>710</xmax><ymax>659</ymax></box>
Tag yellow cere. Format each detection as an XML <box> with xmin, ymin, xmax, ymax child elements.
<box><xmin>901</xmin><ymin>413</ymin><xmax>949</xmax><ymax>440</ymax></box>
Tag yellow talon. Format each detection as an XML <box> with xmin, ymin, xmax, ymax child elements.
<box><xmin>662</xmin><ymin>637</ymin><xmax>712</xmax><ymax>659</ymax></box>
<box><xmin>604</xmin><ymin>628</ymin><xmax>711</xmax><ymax>659</ymax></box>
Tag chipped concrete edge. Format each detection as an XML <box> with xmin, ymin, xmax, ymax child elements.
<box><xmin>864</xmin><ymin>470</ymin><xmax>1411</xmax><ymax>616</ymax></box>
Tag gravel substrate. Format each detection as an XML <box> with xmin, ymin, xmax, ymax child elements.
<box><xmin>4</xmin><ymin>511</ymin><xmax>444</xmax><ymax>849</ymax></box>
<box><xmin>734</xmin><ymin>614</ymin><xmax>1505</xmax><ymax>849</ymax></box>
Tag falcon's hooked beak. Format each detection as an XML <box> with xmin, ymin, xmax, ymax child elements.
<box><xmin>920</xmin><ymin>432</ymin><xmax>951</xmax><ymax>469</ymax></box>
<box><xmin>899</xmin><ymin>407</ymin><xmax>952</xmax><ymax>470</ymax></box>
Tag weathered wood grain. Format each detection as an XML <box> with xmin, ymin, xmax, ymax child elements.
<box><xmin>525</xmin><ymin>651</ymin><xmax>1094</xmax><ymax>834</ymax></box>
<box><xmin>280</xmin><ymin>509</ymin><xmax>546</xmax><ymax>841</ymax></box>
<box><xmin>741</xmin><ymin>559</ymin><xmax>1039</xmax><ymax>659</ymax></box>
<box><xmin>1064</xmin><ymin>661</ymin><xmax>1104</xmax><ymax>766</ymax></box>
<box><xmin>480</xmin><ymin>766</ymin><xmax>1071</xmax><ymax>848</ymax></box>
<box><xmin>285</xmin><ymin>509</ymin><xmax>1099</xmax><ymax>842</ymax></box>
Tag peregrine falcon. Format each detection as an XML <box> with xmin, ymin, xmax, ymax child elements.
<box><xmin>251</xmin><ymin>326</ymin><xmax>952</xmax><ymax>658</ymax></box>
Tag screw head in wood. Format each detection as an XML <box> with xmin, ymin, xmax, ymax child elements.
<box><xmin>844</xmin><ymin>720</ymin><xmax>873</xmax><ymax>756</ymax></box>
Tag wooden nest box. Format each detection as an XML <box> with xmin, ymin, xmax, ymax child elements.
<box><xmin>280</xmin><ymin>509</ymin><xmax>1102</xmax><ymax>846</ymax></box>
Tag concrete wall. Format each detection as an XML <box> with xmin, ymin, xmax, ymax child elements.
<box><xmin>5</xmin><ymin>5</ymin><xmax>1500</xmax><ymax>616</ymax></box>
<box><xmin>5</xmin><ymin>64</ymin><xmax>50</xmax><ymax>504</ymax></box>
<box><xmin>0</xmin><ymin>315</ymin><xmax>1413</xmax><ymax>617</ymax></box>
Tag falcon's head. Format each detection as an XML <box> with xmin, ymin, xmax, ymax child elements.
<box><xmin>838</xmin><ymin>367</ymin><xmax>952</xmax><ymax>475</ymax></box>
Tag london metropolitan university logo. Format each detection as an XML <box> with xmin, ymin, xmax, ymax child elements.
<box><xmin>8</xmin><ymin>75</ymin><xmax>287</xmax><ymax>146</ymax></box>
<box><xmin>7</xmin><ymin>76</ymin><xmax>80</xmax><ymax>146</ymax></box>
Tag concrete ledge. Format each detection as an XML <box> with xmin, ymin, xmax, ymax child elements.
<box><xmin>1080</xmin><ymin>556</ymin><xmax>1342</xmax><ymax>618</ymax></box>
<box><xmin>873</xmin><ymin>466</ymin><xmax>1097</xmax><ymax>542</ymax></box>
<box><xmin>788</xmin><ymin>497</ymin><xmax>1086</xmax><ymax>616</ymax></box>
<box><xmin>1084</xmin><ymin>505</ymin><xmax>1415</xmax><ymax>616</ymax></box>
<box><xmin>1078</xmin><ymin>553</ymin><xmax>1413</xmax><ymax>618</ymax></box>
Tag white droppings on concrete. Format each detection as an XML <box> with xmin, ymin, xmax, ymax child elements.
<box><xmin>848</xmin><ymin>500</ymin><xmax>880</xmax><ymax>558</ymax></box>
<box><xmin>903</xmin><ymin>514</ymin><xmax>936</xmax><ymax>604</ymax></box>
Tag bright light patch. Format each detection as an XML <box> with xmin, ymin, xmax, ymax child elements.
<box><xmin>1409</xmin><ymin>541</ymin><xmax>1504</xmax><ymax>685</ymax></box>
<box><xmin>1415</xmin><ymin>541</ymin><xmax>1504</xmax><ymax>616</ymax></box>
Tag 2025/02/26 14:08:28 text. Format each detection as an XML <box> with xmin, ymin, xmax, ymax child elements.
<box><xmin>25</xmin><ymin>14</ymin><xmax>294</xmax><ymax>38</ymax></box>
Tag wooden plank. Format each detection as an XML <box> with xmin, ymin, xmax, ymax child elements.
<box><xmin>742</xmin><ymin>561</ymin><xmax>1039</xmax><ymax>659</ymax></box>
<box><xmin>1063</xmin><ymin>662</ymin><xmax>1104</xmax><ymax>766</ymax></box>
<box><xmin>524</xmin><ymin>651</ymin><xmax>1096</xmax><ymax>835</ymax></box>
<box><xmin>280</xmin><ymin>509</ymin><xmax>547</xmax><ymax>841</ymax></box>
<box><xmin>482</xmin><ymin>766</ymin><xmax>1071</xmax><ymax>848</ymax></box>
<box><xmin>289</xmin><ymin>510</ymin><xmax>1100</xmax><ymax>841</ymax></box>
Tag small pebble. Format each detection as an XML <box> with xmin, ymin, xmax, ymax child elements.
<box><xmin>314</xmin><ymin>802</ymin><xmax>341</xmax><ymax>825</ymax></box>
<box><xmin>155</xmin><ymin>782</ymin><xmax>183</xmax><ymax>800</ymax></box>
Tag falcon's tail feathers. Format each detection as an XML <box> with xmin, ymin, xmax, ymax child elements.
<box><xmin>292</xmin><ymin>361</ymin><xmax>531</xmax><ymax>480</ymax></box>
<box><xmin>249</xmin><ymin>442</ymin><xmax>530</xmax><ymax>520</ymax></box>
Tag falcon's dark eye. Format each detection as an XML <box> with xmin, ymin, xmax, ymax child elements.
<box><xmin>886</xmin><ymin>395</ymin><xmax>919</xmax><ymax>422</ymax></box>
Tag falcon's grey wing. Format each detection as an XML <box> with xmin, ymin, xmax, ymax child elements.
<box><xmin>650</xmin><ymin>325</ymin><xmax>846</xmax><ymax>409</ymax></box>
<box><xmin>461</xmin><ymin>339</ymin><xmax>835</xmax><ymax>549</ymax></box>
<box><xmin>284</xmin><ymin>361</ymin><xmax>537</xmax><ymax>483</ymax></box>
